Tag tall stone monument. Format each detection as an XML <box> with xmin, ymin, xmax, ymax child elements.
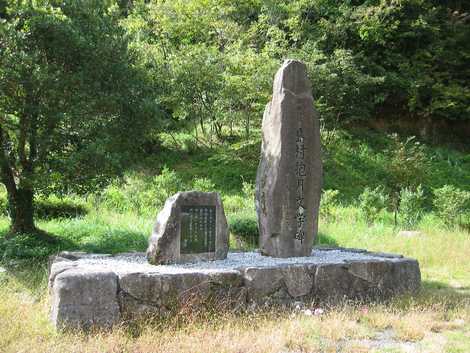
<box><xmin>255</xmin><ymin>59</ymin><xmax>322</xmax><ymax>258</ymax></box>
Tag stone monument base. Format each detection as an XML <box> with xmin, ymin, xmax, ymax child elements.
<box><xmin>48</xmin><ymin>248</ymin><xmax>421</xmax><ymax>330</ymax></box>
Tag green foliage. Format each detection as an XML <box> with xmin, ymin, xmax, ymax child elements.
<box><xmin>0</xmin><ymin>234</ymin><xmax>59</xmax><ymax>260</ymax></box>
<box><xmin>100</xmin><ymin>168</ymin><xmax>184</xmax><ymax>216</ymax></box>
<box><xmin>0</xmin><ymin>1</ymin><xmax>159</xmax><ymax>193</ymax></box>
<box><xmin>0</xmin><ymin>186</ymin><xmax>6</xmax><ymax>216</ymax></box>
<box><xmin>192</xmin><ymin>177</ymin><xmax>216</xmax><ymax>192</ymax></box>
<box><xmin>0</xmin><ymin>0</ymin><xmax>160</xmax><ymax>233</ymax></box>
<box><xmin>358</xmin><ymin>187</ymin><xmax>388</xmax><ymax>224</ymax></box>
<box><xmin>301</xmin><ymin>48</ymin><xmax>385</xmax><ymax>127</ymax></box>
<box><xmin>320</xmin><ymin>189</ymin><xmax>340</xmax><ymax>222</ymax></box>
<box><xmin>384</xmin><ymin>135</ymin><xmax>429</xmax><ymax>195</ymax></box>
<box><xmin>0</xmin><ymin>188</ymin><xmax>87</xmax><ymax>219</ymax></box>
<box><xmin>120</xmin><ymin>0</ymin><xmax>470</xmax><ymax>137</ymax></box>
<box><xmin>228</xmin><ymin>211</ymin><xmax>258</xmax><ymax>247</ymax></box>
<box><xmin>433</xmin><ymin>185</ymin><xmax>470</xmax><ymax>227</ymax></box>
<box><xmin>399</xmin><ymin>185</ymin><xmax>426</xmax><ymax>229</ymax></box>
<box><xmin>225</xmin><ymin>181</ymin><xmax>257</xmax><ymax>246</ymax></box>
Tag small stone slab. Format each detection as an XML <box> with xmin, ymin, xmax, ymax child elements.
<box><xmin>48</xmin><ymin>248</ymin><xmax>421</xmax><ymax>330</ymax></box>
<box><xmin>147</xmin><ymin>191</ymin><xmax>229</xmax><ymax>264</ymax></box>
<box><xmin>256</xmin><ymin>59</ymin><xmax>322</xmax><ymax>258</ymax></box>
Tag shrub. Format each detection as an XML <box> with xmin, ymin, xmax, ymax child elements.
<box><xmin>100</xmin><ymin>167</ymin><xmax>185</xmax><ymax>216</ymax></box>
<box><xmin>0</xmin><ymin>188</ymin><xmax>87</xmax><ymax>220</ymax></box>
<box><xmin>222</xmin><ymin>181</ymin><xmax>255</xmax><ymax>214</ymax></box>
<box><xmin>241</xmin><ymin>181</ymin><xmax>255</xmax><ymax>201</ymax></box>
<box><xmin>320</xmin><ymin>189</ymin><xmax>340</xmax><ymax>222</ymax></box>
<box><xmin>228</xmin><ymin>211</ymin><xmax>258</xmax><ymax>248</ymax></box>
<box><xmin>433</xmin><ymin>185</ymin><xmax>470</xmax><ymax>226</ymax></box>
<box><xmin>192</xmin><ymin>177</ymin><xmax>216</xmax><ymax>192</ymax></box>
<box><xmin>0</xmin><ymin>185</ymin><xmax>7</xmax><ymax>216</ymax></box>
<box><xmin>399</xmin><ymin>185</ymin><xmax>426</xmax><ymax>229</ymax></box>
<box><xmin>35</xmin><ymin>196</ymin><xmax>88</xmax><ymax>219</ymax></box>
<box><xmin>142</xmin><ymin>168</ymin><xmax>185</xmax><ymax>213</ymax></box>
<box><xmin>358</xmin><ymin>186</ymin><xmax>388</xmax><ymax>224</ymax></box>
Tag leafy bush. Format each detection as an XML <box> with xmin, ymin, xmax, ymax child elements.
<box><xmin>320</xmin><ymin>189</ymin><xmax>340</xmax><ymax>222</ymax></box>
<box><xmin>242</xmin><ymin>181</ymin><xmax>255</xmax><ymax>203</ymax></box>
<box><xmin>222</xmin><ymin>181</ymin><xmax>255</xmax><ymax>214</ymax></box>
<box><xmin>228</xmin><ymin>211</ymin><xmax>258</xmax><ymax>247</ymax></box>
<box><xmin>0</xmin><ymin>185</ymin><xmax>7</xmax><ymax>216</ymax></box>
<box><xmin>35</xmin><ymin>196</ymin><xmax>88</xmax><ymax>219</ymax></box>
<box><xmin>358</xmin><ymin>187</ymin><xmax>388</xmax><ymax>224</ymax></box>
<box><xmin>384</xmin><ymin>135</ymin><xmax>429</xmax><ymax>218</ymax></box>
<box><xmin>227</xmin><ymin>182</ymin><xmax>257</xmax><ymax>250</ymax></box>
<box><xmin>399</xmin><ymin>185</ymin><xmax>426</xmax><ymax>229</ymax></box>
<box><xmin>0</xmin><ymin>188</ymin><xmax>87</xmax><ymax>220</ymax></box>
<box><xmin>192</xmin><ymin>177</ymin><xmax>216</xmax><ymax>192</ymax></box>
<box><xmin>100</xmin><ymin>167</ymin><xmax>185</xmax><ymax>215</ymax></box>
<box><xmin>433</xmin><ymin>185</ymin><xmax>470</xmax><ymax>227</ymax></box>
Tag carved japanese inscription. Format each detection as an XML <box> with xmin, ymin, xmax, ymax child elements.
<box><xmin>255</xmin><ymin>59</ymin><xmax>322</xmax><ymax>258</ymax></box>
<box><xmin>147</xmin><ymin>191</ymin><xmax>229</xmax><ymax>265</ymax></box>
<box><xmin>180</xmin><ymin>206</ymin><xmax>216</xmax><ymax>254</ymax></box>
<box><xmin>295</xmin><ymin>127</ymin><xmax>306</xmax><ymax>243</ymax></box>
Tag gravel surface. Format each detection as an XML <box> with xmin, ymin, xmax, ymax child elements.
<box><xmin>67</xmin><ymin>249</ymin><xmax>399</xmax><ymax>275</ymax></box>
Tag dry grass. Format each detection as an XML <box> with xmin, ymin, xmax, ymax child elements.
<box><xmin>1</xmin><ymin>286</ymin><xmax>468</xmax><ymax>353</ymax></box>
<box><xmin>1</xmin><ymin>211</ymin><xmax>469</xmax><ymax>353</ymax></box>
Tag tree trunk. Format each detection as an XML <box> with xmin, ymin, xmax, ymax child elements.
<box><xmin>8</xmin><ymin>187</ymin><xmax>36</xmax><ymax>234</ymax></box>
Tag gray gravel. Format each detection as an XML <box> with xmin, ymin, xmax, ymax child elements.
<box><xmin>69</xmin><ymin>249</ymin><xmax>399</xmax><ymax>275</ymax></box>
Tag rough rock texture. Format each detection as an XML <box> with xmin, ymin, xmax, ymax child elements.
<box><xmin>147</xmin><ymin>191</ymin><xmax>229</xmax><ymax>264</ymax></box>
<box><xmin>48</xmin><ymin>248</ymin><xmax>421</xmax><ymax>330</ymax></box>
<box><xmin>118</xmin><ymin>270</ymin><xmax>244</xmax><ymax>318</ymax></box>
<box><xmin>256</xmin><ymin>59</ymin><xmax>322</xmax><ymax>258</ymax></box>
<box><xmin>50</xmin><ymin>269</ymin><xmax>120</xmax><ymax>329</ymax></box>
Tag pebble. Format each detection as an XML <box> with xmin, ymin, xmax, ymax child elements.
<box><xmin>70</xmin><ymin>249</ymin><xmax>394</xmax><ymax>275</ymax></box>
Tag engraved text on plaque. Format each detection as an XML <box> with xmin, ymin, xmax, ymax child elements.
<box><xmin>180</xmin><ymin>206</ymin><xmax>216</xmax><ymax>254</ymax></box>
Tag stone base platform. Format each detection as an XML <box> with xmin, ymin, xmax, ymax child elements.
<box><xmin>48</xmin><ymin>248</ymin><xmax>421</xmax><ymax>329</ymax></box>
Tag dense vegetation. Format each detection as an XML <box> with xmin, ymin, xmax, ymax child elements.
<box><xmin>0</xmin><ymin>2</ymin><xmax>469</xmax><ymax>352</ymax></box>
<box><xmin>1</xmin><ymin>0</ymin><xmax>469</xmax><ymax>237</ymax></box>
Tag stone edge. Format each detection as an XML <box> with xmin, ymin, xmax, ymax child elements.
<box><xmin>48</xmin><ymin>248</ymin><xmax>421</xmax><ymax>330</ymax></box>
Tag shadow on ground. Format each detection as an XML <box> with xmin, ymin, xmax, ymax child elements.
<box><xmin>317</xmin><ymin>231</ymin><xmax>339</xmax><ymax>247</ymax></box>
<box><xmin>421</xmin><ymin>280</ymin><xmax>470</xmax><ymax>301</ymax></box>
<box><xmin>0</xmin><ymin>225</ymin><xmax>147</xmax><ymax>264</ymax></box>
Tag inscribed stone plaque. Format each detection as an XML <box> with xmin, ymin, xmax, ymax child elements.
<box><xmin>147</xmin><ymin>191</ymin><xmax>229</xmax><ymax>264</ymax></box>
<box><xmin>180</xmin><ymin>205</ymin><xmax>216</xmax><ymax>254</ymax></box>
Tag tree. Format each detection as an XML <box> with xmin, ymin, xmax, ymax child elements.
<box><xmin>0</xmin><ymin>2</ymin><xmax>159</xmax><ymax>237</ymax></box>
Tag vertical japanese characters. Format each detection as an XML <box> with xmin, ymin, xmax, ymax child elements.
<box><xmin>295</xmin><ymin>127</ymin><xmax>306</xmax><ymax>242</ymax></box>
<box><xmin>181</xmin><ymin>206</ymin><xmax>216</xmax><ymax>253</ymax></box>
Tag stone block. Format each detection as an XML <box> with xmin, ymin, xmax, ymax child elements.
<box><xmin>147</xmin><ymin>191</ymin><xmax>229</xmax><ymax>264</ymax></box>
<box><xmin>51</xmin><ymin>269</ymin><xmax>120</xmax><ymax>329</ymax></box>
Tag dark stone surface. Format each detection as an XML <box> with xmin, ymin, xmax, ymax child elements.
<box><xmin>147</xmin><ymin>191</ymin><xmax>229</xmax><ymax>264</ymax></box>
<box><xmin>255</xmin><ymin>59</ymin><xmax>322</xmax><ymax>258</ymax></box>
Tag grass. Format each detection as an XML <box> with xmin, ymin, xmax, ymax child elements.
<box><xmin>0</xmin><ymin>205</ymin><xmax>469</xmax><ymax>353</ymax></box>
<box><xmin>0</xmin><ymin>128</ymin><xmax>469</xmax><ymax>352</ymax></box>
